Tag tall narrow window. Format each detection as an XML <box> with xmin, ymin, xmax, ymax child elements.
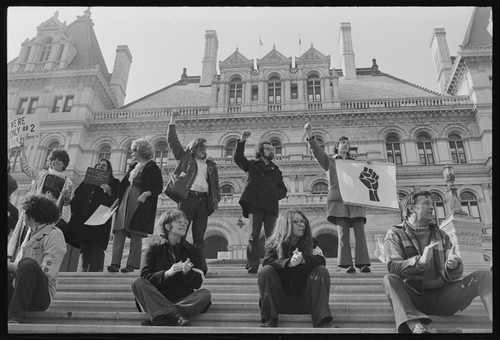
<box><xmin>460</xmin><ymin>191</ymin><xmax>481</xmax><ymax>221</ymax></box>
<box><xmin>268</xmin><ymin>76</ymin><xmax>281</xmax><ymax>104</ymax></box>
<box><xmin>229</xmin><ymin>78</ymin><xmax>242</xmax><ymax>105</ymax></box>
<box><xmin>17</xmin><ymin>98</ymin><xmax>28</xmax><ymax>115</ymax></box>
<box><xmin>63</xmin><ymin>96</ymin><xmax>74</xmax><ymax>112</ymax></box>
<box><xmin>417</xmin><ymin>133</ymin><xmax>434</xmax><ymax>165</ymax></box>
<box><xmin>307</xmin><ymin>74</ymin><xmax>321</xmax><ymax>102</ymax></box>
<box><xmin>52</xmin><ymin>97</ymin><xmax>63</xmax><ymax>113</ymax></box>
<box><xmin>312</xmin><ymin>181</ymin><xmax>328</xmax><ymax>194</ymax></box>
<box><xmin>291</xmin><ymin>83</ymin><xmax>298</xmax><ymax>100</ymax></box>
<box><xmin>28</xmin><ymin>98</ymin><xmax>38</xmax><ymax>114</ymax></box>
<box><xmin>431</xmin><ymin>192</ymin><xmax>446</xmax><ymax>225</ymax></box>
<box><xmin>271</xmin><ymin>139</ymin><xmax>282</xmax><ymax>155</ymax></box>
<box><xmin>98</xmin><ymin>145</ymin><xmax>111</xmax><ymax>160</ymax></box>
<box><xmin>251</xmin><ymin>86</ymin><xmax>258</xmax><ymax>101</ymax></box>
<box><xmin>155</xmin><ymin>142</ymin><xmax>168</xmax><ymax>171</ymax></box>
<box><xmin>386</xmin><ymin>135</ymin><xmax>402</xmax><ymax>165</ymax></box>
<box><xmin>38</xmin><ymin>38</ymin><xmax>53</xmax><ymax>62</ymax></box>
<box><xmin>226</xmin><ymin>139</ymin><xmax>237</xmax><ymax>157</ymax></box>
<box><xmin>449</xmin><ymin>133</ymin><xmax>467</xmax><ymax>164</ymax></box>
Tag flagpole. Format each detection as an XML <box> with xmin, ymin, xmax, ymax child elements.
<box><xmin>299</xmin><ymin>34</ymin><xmax>301</xmax><ymax>56</ymax></box>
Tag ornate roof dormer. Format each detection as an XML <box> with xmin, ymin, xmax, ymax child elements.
<box><xmin>219</xmin><ymin>49</ymin><xmax>253</xmax><ymax>67</ymax></box>
<box><xmin>296</xmin><ymin>44</ymin><xmax>330</xmax><ymax>64</ymax></box>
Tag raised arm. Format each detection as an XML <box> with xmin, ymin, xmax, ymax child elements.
<box><xmin>233</xmin><ymin>130</ymin><xmax>251</xmax><ymax>172</ymax></box>
<box><xmin>305</xmin><ymin>123</ymin><xmax>330</xmax><ymax>171</ymax></box>
<box><xmin>167</xmin><ymin>110</ymin><xmax>187</xmax><ymax>160</ymax></box>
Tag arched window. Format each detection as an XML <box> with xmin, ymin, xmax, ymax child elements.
<box><xmin>221</xmin><ymin>184</ymin><xmax>235</xmax><ymax>196</ymax></box>
<box><xmin>45</xmin><ymin>141</ymin><xmax>60</xmax><ymax>169</ymax></box>
<box><xmin>307</xmin><ymin>74</ymin><xmax>321</xmax><ymax>102</ymax></box>
<box><xmin>417</xmin><ymin>133</ymin><xmax>434</xmax><ymax>165</ymax></box>
<box><xmin>312</xmin><ymin>181</ymin><xmax>329</xmax><ymax>194</ymax></box>
<box><xmin>155</xmin><ymin>142</ymin><xmax>168</xmax><ymax>171</ymax></box>
<box><xmin>386</xmin><ymin>134</ymin><xmax>402</xmax><ymax>165</ymax></box>
<box><xmin>460</xmin><ymin>191</ymin><xmax>481</xmax><ymax>221</ymax></box>
<box><xmin>38</xmin><ymin>37</ymin><xmax>53</xmax><ymax>63</ymax></box>
<box><xmin>449</xmin><ymin>133</ymin><xmax>467</xmax><ymax>164</ymax></box>
<box><xmin>229</xmin><ymin>78</ymin><xmax>242</xmax><ymax>106</ymax></box>
<box><xmin>124</xmin><ymin>143</ymin><xmax>133</xmax><ymax>171</ymax></box>
<box><xmin>225</xmin><ymin>139</ymin><xmax>237</xmax><ymax>157</ymax></box>
<box><xmin>98</xmin><ymin>145</ymin><xmax>111</xmax><ymax>160</ymax></box>
<box><xmin>270</xmin><ymin>138</ymin><xmax>282</xmax><ymax>155</ymax></box>
<box><xmin>268</xmin><ymin>76</ymin><xmax>281</xmax><ymax>104</ymax></box>
<box><xmin>430</xmin><ymin>192</ymin><xmax>446</xmax><ymax>225</ymax></box>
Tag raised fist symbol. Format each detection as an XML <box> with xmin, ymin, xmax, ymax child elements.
<box><xmin>359</xmin><ymin>167</ymin><xmax>380</xmax><ymax>201</ymax></box>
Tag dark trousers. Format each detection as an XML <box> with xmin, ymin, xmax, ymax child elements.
<box><xmin>246</xmin><ymin>205</ymin><xmax>277</xmax><ymax>270</ymax></box>
<box><xmin>80</xmin><ymin>243</ymin><xmax>105</xmax><ymax>272</ymax></box>
<box><xmin>131</xmin><ymin>277</ymin><xmax>211</xmax><ymax>321</ymax></box>
<box><xmin>336</xmin><ymin>217</ymin><xmax>371</xmax><ymax>268</ymax></box>
<box><xmin>258</xmin><ymin>265</ymin><xmax>333</xmax><ymax>327</ymax></box>
<box><xmin>178</xmin><ymin>192</ymin><xmax>209</xmax><ymax>250</ymax></box>
<box><xmin>111</xmin><ymin>229</ymin><xmax>142</xmax><ymax>269</ymax></box>
<box><xmin>8</xmin><ymin>258</ymin><xmax>52</xmax><ymax>319</ymax></box>
<box><xmin>383</xmin><ymin>270</ymin><xmax>492</xmax><ymax>333</ymax></box>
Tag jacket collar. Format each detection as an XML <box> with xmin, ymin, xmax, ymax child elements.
<box><xmin>23</xmin><ymin>223</ymin><xmax>54</xmax><ymax>248</ymax></box>
<box><xmin>159</xmin><ymin>236</ymin><xmax>190</xmax><ymax>249</ymax></box>
<box><xmin>255</xmin><ymin>158</ymin><xmax>277</xmax><ymax>170</ymax></box>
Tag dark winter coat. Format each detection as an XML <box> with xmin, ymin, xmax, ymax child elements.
<box><xmin>262</xmin><ymin>238</ymin><xmax>325</xmax><ymax>294</ymax></box>
<box><xmin>165</xmin><ymin>124</ymin><xmax>220</xmax><ymax>216</ymax></box>
<box><xmin>137</xmin><ymin>237</ymin><xmax>206</xmax><ymax>308</ymax></box>
<box><xmin>117</xmin><ymin>160</ymin><xmax>163</xmax><ymax>235</ymax></box>
<box><xmin>68</xmin><ymin>176</ymin><xmax>120</xmax><ymax>250</ymax></box>
<box><xmin>233</xmin><ymin>139</ymin><xmax>287</xmax><ymax>217</ymax></box>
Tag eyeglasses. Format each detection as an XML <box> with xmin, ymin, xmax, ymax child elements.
<box><xmin>293</xmin><ymin>219</ymin><xmax>308</xmax><ymax>226</ymax></box>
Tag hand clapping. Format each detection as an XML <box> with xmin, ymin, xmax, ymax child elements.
<box><xmin>290</xmin><ymin>248</ymin><xmax>303</xmax><ymax>268</ymax></box>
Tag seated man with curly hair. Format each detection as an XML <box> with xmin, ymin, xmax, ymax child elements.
<box><xmin>7</xmin><ymin>194</ymin><xmax>67</xmax><ymax>324</ymax></box>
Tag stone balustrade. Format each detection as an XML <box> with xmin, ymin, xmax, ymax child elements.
<box><xmin>340</xmin><ymin>96</ymin><xmax>470</xmax><ymax>109</ymax></box>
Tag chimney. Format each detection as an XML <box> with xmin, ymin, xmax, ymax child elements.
<box><xmin>429</xmin><ymin>28</ymin><xmax>452</xmax><ymax>94</ymax></box>
<box><xmin>201</xmin><ymin>30</ymin><xmax>218</xmax><ymax>86</ymax></box>
<box><xmin>339</xmin><ymin>22</ymin><xmax>356</xmax><ymax>80</ymax></box>
<box><xmin>110</xmin><ymin>45</ymin><xmax>133</xmax><ymax>107</ymax></box>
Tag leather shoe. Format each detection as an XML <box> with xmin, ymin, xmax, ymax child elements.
<box><xmin>316</xmin><ymin>322</ymin><xmax>340</xmax><ymax>328</ymax></box>
<box><xmin>121</xmin><ymin>266</ymin><xmax>135</xmax><ymax>273</ymax></box>
<box><xmin>174</xmin><ymin>312</ymin><xmax>191</xmax><ymax>326</ymax></box>
<box><xmin>412</xmin><ymin>324</ymin><xmax>430</xmax><ymax>333</ymax></box>
<box><xmin>360</xmin><ymin>266</ymin><xmax>371</xmax><ymax>273</ymax></box>
<box><xmin>260</xmin><ymin>317</ymin><xmax>278</xmax><ymax>327</ymax></box>
<box><xmin>107</xmin><ymin>264</ymin><xmax>119</xmax><ymax>272</ymax></box>
<box><xmin>8</xmin><ymin>317</ymin><xmax>22</xmax><ymax>324</ymax></box>
<box><xmin>346</xmin><ymin>266</ymin><xmax>356</xmax><ymax>273</ymax></box>
<box><xmin>141</xmin><ymin>319</ymin><xmax>153</xmax><ymax>326</ymax></box>
<box><xmin>247</xmin><ymin>267</ymin><xmax>258</xmax><ymax>274</ymax></box>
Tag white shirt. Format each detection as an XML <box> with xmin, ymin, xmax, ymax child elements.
<box><xmin>190</xmin><ymin>159</ymin><xmax>209</xmax><ymax>193</ymax></box>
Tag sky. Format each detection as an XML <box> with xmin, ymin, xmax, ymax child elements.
<box><xmin>7</xmin><ymin>6</ymin><xmax>475</xmax><ymax>105</ymax></box>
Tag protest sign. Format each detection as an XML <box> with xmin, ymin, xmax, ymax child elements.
<box><xmin>9</xmin><ymin>114</ymin><xmax>40</xmax><ymax>148</ymax></box>
<box><xmin>83</xmin><ymin>167</ymin><xmax>110</xmax><ymax>186</ymax></box>
<box><xmin>335</xmin><ymin>159</ymin><xmax>399</xmax><ymax>210</ymax></box>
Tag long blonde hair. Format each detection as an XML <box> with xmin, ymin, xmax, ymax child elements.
<box><xmin>265</xmin><ymin>209</ymin><xmax>313</xmax><ymax>258</ymax></box>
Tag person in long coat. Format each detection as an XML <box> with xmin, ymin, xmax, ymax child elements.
<box><xmin>68</xmin><ymin>159</ymin><xmax>120</xmax><ymax>272</ymax></box>
<box><xmin>108</xmin><ymin>138</ymin><xmax>163</xmax><ymax>273</ymax></box>
<box><xmin>305</xmin><ymin>122</ymin><xmax>371</xmax><ymax>273</ymax></box>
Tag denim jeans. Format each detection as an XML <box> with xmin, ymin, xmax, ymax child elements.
<box><xmin>8</xmin><ymin>257</ymin><xmax>52</xmax><ymax>319</ymax></box>
<box><xmin>80</xmin><ymin>243</ymin><xmax>105</xmax><ymax>272</ymax></box>
<box><xmin>178</xmin><ymin>192</ymin><xmax>209</xmax><ymax>250</ymax></box>
<box><xmin>246</xmin><ymin>205</ymin><xmax>277</xmax><ymax>270</ymax></box>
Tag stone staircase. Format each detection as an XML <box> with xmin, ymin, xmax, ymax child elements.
<box><xmin>8</xmin><ymin>259</ymin><xmax>492</xmax><ymax>334</ymax></box>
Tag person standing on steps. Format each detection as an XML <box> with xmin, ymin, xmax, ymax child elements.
<box><xmin>131</xmin><ymin>209</ymin><xmax>211</xmax><ymax>327</ymax></box>
<box><xmin>107</xmin><ymin>138</ymin><xmax>163</xmax><ymax>273</ymax></box>
<box><xmin>234</xmin><ymin>130</ymin><xmax>287</xmax><ymax>274</ymax></box>
<box><xmin>305</xmin><ymin>122</ymin><xmax>371</xmax><ymax>274</ymax></box>
<box><xmin>383</xmin><ymin>190</ymin><xmax>492</xmax><ymax>334</ymax></box>
<box><xmin>165</xmin><ymin>109</ymin><xmax>220</xmax><ymax>271</ymax></box>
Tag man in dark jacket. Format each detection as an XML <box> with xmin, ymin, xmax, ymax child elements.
<box><xmin>131</xmin><ymin>210</ymin><xmax>211</xmax><ymax>327</ymax></box>
<box><xmin>383</xmin><ymin>190</ymin><xmax>492</xmax><ymax>333</ymax></box>
<box><xmin>165</xmin><ymin>110</ymin><xmax>220</xmax><ymax>264</ymax></box>
<box><xmin>234</xmin><ymin>130</ymin><xmax>287</xmax><ymax>273</ymax></box>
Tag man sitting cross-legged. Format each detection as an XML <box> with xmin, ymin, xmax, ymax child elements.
<box><xmin>131</xmin><ymin>209</ymin><xmax>211</xmax><ymax>326</ymax></box>
<box><xmin>382</xmin><ymin>190</ymin><xmax>492</xmax><ymax>333</ymax></box>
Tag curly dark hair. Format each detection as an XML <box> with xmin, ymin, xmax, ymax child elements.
<box><xmin>49</xmin><ymin>148</ymin><xmax>70</xmax><ymax>171</ymax></box>
<box><xmin>21</xmin><ymin>194</ymin><xmax>61</xmax><ymax>225</ymax></box>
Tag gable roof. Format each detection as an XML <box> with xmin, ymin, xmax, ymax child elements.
<box><xmin>461</xmin><ymin>7</ymin><xmax>492</xmax><ymax>49</ymax></box>
<box><xmin>66</xmin><ymin>10</ymin><xmax>111</xmax><ymax>81</ymax></box>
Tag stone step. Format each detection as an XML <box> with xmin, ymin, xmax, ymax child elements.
<box><xmin>14</xmin><ymin>311</ymin><xmax>492</xmax><ymax>330</ymax></box>
<box><xmin>46</xmin><ymin>299</ymin><xmax>488</xmax><ymax>315</ymax></box>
